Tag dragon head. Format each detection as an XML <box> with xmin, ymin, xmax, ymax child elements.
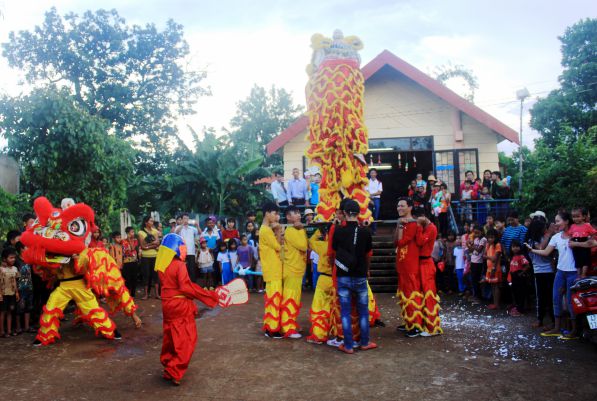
<box><xmin>20</xmin><ymin>197</ymin><xmax>96</xmax><ymax>268</ymax></box>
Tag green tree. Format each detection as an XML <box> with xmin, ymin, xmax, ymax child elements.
<box><xmin>2</xmin><ymin>7</ymin><xmax>208</xmax><ymax>157</ymax></box>
<box><xmin>0</xmin><ymin>188</ymin><xmax>31</xmax><ymax>241</ymax></box>
<box><xmin>164</xmin><ymin>129</ymin><xmax>269</xmax><ymax>216</ymax></box>
<box><xmin>229</xmin><ymin>85</ymin><xmax>303</xmax><ymax>168</ymax></box>
<box><xmin>519</xmin><ymin>18</ymin><xmax>597</xmax><ymax>215</ymax></box>
<box><xmin>0</xmin><ymin>87</ymin><xmax>135</xmax><ymax>227</ymax></box>
<box><xmin>530</xmin><ymin>18</ymin><xmax>596</xmax><ymax>148</ymax></box>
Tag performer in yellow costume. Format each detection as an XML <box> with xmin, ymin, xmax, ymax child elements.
<box><xmin>259</xmin><ymin>202</ymin><xmax>284</xmax><ymax>339</ymax></box>
<box><xmin>20</xmin><ymin>197</ymin><xmax>141</xmax><ymax>346</ymax></box>
<box><xmin>280</xmin><ymin>206</ymin><xmax>308</xmax><ymax>339</ymax></box>
<box><xmin>306</xmin><ymin>228</ymin><xmax>336</xmax><ymax>344</ymax></box>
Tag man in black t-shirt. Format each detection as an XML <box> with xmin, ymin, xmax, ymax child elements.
<box><xmin>332</xmin><ymin>199</ymin><xmax>377</xmax><ymax>354</ymax></box>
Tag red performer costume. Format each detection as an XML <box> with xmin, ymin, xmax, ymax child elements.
<box><xmin>156</xmin><ymin>234</ymin><xmax>247</xmax><ymax>385</ymax></box>
<box><xmin>20</xmin><ymin>197</ymin><xmax>141</xmax><ymax>346</ymax></box>
<box><xmin>416</xmin><ymin>221</ymin><xmax>442</xmax><ymax>335</ymax></box>
<box><xmin>395</xmin><ymin>220</ymin><xmax>423</xmax><ymax>334</ymax></box>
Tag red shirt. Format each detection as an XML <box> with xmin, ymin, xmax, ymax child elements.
<box><xmin>569</xmin><ymin>223</ymin><xmax>596</xmax><ymax>239</ymax></box>
<box><xmin>221</xmin><ymin>229</ymin><xmax>240</xmax><ymax>243</ymax></box>
<box><xmin>395</xmin><ymin>221</ymin><xmax>419</xmax><ymax>272</ymax></box>
<box><xmin>416</xmin><ymin>223</ymin><xmax>438</xmax><ymax>257</ymax></box>
<box><xmin>509</xmin><ymin>254</ymin><xmax>529</xmax><ymax>273</ymax></box>
<box><xmin>89</xmin><ymin>239</ymin><xmax>105</xmax><ymax>249</ymax></box>
<box><xmin>159</xmin><ymin>259</ymin><xmax>219</xmax><ymax>321</ymax></box>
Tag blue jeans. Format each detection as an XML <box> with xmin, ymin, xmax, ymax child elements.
<box><xmin>371</xmin><ymin>197</ymin><xmax>381</xmax><ymax>233</ymax></box>
<box><xmin>553</xmin><ymin>269</ymin><xmax>578</xmax><ymax>318</ymax></box>
<box><xmin>337</xmin><ymin>276</ymin><xmax>369</xmax><ymax>350</ymax></box>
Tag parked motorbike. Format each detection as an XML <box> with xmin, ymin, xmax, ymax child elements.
<box><xmin>571</xmin><ymin>276</ymin><xmax>597</xmax><ymax>344</ymax></box>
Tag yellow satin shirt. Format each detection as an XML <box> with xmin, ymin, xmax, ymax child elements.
<box><xmin>259</xmin><ymin>225</ymin><xmax>282</xmax><ymax>282</ymax></box>
<box><xmin>283</xmin><ymin>227</ymin><xmax>307</xmax><ymax>277</ymax></box>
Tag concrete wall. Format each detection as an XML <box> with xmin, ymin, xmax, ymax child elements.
<box><xmin>282</xmin><ymin>65</ymin><xmax>502</xmax><ymax>180</ymax></box>
<box><xmin>0</xmin><ymin>155</ymin><xmax>19</xmax><ymax>194</ymax></box>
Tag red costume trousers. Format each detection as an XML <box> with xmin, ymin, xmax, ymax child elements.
<box><xmin>397</xmin><ymin>267</ymin><xmax>424</xmax><ymax>332</ymax></box>
<box><xmin>420</xmin><ymin>259</ymin><xmax>442</xmax><ymax>334</ymax></box>
<box><xmin>161</xmin><ymin>297</ymin><xmax>199</xmax><ymax>381</ymax></box>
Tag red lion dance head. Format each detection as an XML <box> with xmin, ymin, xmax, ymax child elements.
<box><xmin>20</xmin><ymin>197</ymin><xmax>97</xmax><ymax>268</ymax></box>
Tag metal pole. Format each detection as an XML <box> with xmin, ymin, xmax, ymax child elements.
<box><xmin>519</xmin><ymin>99</ymin><xmax>523</xmax><ymax>196</ymax></box>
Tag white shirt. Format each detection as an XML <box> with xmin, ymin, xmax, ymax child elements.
<box><xmin>454</xmin><ymin>247</ymin><xmax>465</xmax><ymax>270</ymax></box>
<box><xmin>367</xmin><ymin>178</ymin><xmax>383</xmax><ymax>198</ymax></box>
<box><xmin>310</xmin><ymin>250</ymin><xmax>320</xmax><ymax>265</ymax></box>
<box><xmin>177</xmin><ymin>225</ymin><xmax>198</xmax><ymax>254</ymax></box>
<box><xmin>270</xmin><ymin>180</ymin><xmax>287</xmax><ymax>203</ymax></box>
<box><xmin>548</xmin><ymin>232</ymin><xmax>576</xmax><ymax>272</ymax></box>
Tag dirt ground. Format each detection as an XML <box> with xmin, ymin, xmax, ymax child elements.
<box><xmin>1</xmin><ymin>292</ymin><xmax>596</xmax><ymax>401</ymax></box>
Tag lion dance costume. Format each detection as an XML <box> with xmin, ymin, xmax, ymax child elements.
<box><xmin>156</xmin><ymin>233</ymin><xmax>248</xmax><ymax>385</ymax></box>
<box><xmin>395</xmin><ymin>221</ymin><xmax>424</xmax><ymax>333</ymax></box>
<box><xmin>305</xmin><ymin>29</ymin><xmax>372</xmax><ymax>223</ymax></box>
<box><xmin>415</xmin><ymin>223</ymin><xmax>442</xmax><ymax>335</ymax></box>
<box><xmin>20</xmin><ymin>197</ymin><xmax>140</xmax><ymax>346</ymax></box>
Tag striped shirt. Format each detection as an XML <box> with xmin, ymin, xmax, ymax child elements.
<box><xmin>501</xmin><ymin>225</ymin><xmax>528</xmax><ymax>259</ymax></box>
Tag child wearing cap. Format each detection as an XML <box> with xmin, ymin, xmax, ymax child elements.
<box><xmin>196</xmin><ymin>238</ymin><xmax>215</xmax><ymax>289</ymax></box>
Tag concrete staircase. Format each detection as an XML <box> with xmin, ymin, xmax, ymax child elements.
<box><xmin>369</xmin><ymin>234</ymin><xmax>397</xmax><ymax>293</ymax></box>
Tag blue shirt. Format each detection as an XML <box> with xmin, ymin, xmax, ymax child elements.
<box><xmin>310</xmin><ymin>182</ymin><xmax>319</xmax><ymax>205</ymax></box>
<box><xmin>202</xmin><ymin>228</ymin><xmax>221</xmax><ymax>250</ymax></box>
<box><xmin>270</xmin><ymin>180</ymin><xmax>287</xmax><ymax>203</ymax></box>
<box><xmin>287</xmin><ymin>178</ymin><xmax>308</xmax><ymax>202</ymax></box>
<box><xmin>501</xmin><ymin>225</ymin><xmax>528</xmax><ymax>258</ymax></box>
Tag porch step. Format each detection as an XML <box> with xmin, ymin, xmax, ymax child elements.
<box><xmin>370</xmin><ymin>234</ymin><xmax>397</xmax><ymax>293</ymax></box>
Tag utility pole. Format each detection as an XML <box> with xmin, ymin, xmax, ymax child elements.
<box><xmin>516</xmin><ymin>88</ymin><xmax>530</xmax><ymax>197</ymax></box>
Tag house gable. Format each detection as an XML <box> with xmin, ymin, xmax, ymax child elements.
<box><xmin>266</xmin><ymin>50</ymin><xmax>519</xmax><ymax>155</ymax></box>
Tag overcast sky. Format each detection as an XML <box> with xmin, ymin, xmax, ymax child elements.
<box><xmin>0</xmin><ymin>0</ymin><xmax>595</xmax><ymax>153</ymax></box>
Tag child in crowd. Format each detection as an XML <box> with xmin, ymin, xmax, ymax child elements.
<box><xmin>407</xmin><ymin>180</ymin><xmax>417</xmax><ymax>197</ymax></box>
<box><xmin>431</xmin><ymin>234</ymin><xmax>446</xmax><ymax>293</ymax></box>
<box><xmin>0</xmin><ymin>247</ymin><xmax>20</xmax><ymax>337</ymax></box>
<box><xmin>483</xmin><ymin>214</ymin><xmax>495</xmax><ymax>235</ymax></box>
<box><xmin>217</xmin><ymin>240</ymin><xmax>238</xmax><ymax>285</ymax></box>
<box><xmin>246</xmin><ymin>211</ymin><xmax>260</xmax><ymax>231</ymax></box>
<box><xmin>236</xmin><ymin>235</ymin><xmax>254</xmax><ymax>290</ymax></box>
<box><xmin>453</xmin><ymin>237</ymin><xmax>467</xmax><ymax>295</ymax></box>
<box><xmin>221</xmin><ymin>218</ymin><xmax>240</xmax><ymax>244</ymax></box>
<box><xmin>197</xmin><ymin>238</ymin><xmax>215</xmax><ymax>289</ymax></box>
<box><xmin>109</xmin><ymin>231</ymin><xmax>124</xmax><ymax>269</ymax></box>
<box><xmin>89</xmin><ymin>227</ymin><xmax>105</xmax><ymax>248</ymax></box>
<box><xmin>467</xmin><ymin>224</ymin><xmax>486</xmax><ymax>304</ymax></box>
<box><xmin>478</xmin><ymin>187</ymin><xmax>492</xmax><ymax>226</ymax></box>
<box><xmin>460</xmin><ymin>180</ymin><xmax>474</xmax><ymax>222</ymax></box>
<box><xmin>443</xmin><ymin>232</ymin><xmax>457</xmax><ymax>293</ymax></box>
<box><xmin>15</xmin><ymin>243</ymin><xmax>34</xmax><ymax>334</ymax></box>
<box><xmin>245</xmin><ymin>221</ymin><xmax>258</xmax><ymax>245</ymax></box>
<box><xmin>416</xmin><ymin>173</ymin><xmax>426</xmax><ymax>191</ymax></box>
<box><xmin>121</xmin><ymin>226</ymin><xmax>139</xmax><ymax>298</ymax></box>
<box><xmin>507</xmin><ymin>240</ymin><xmax>530</xmax><ymax>317</ymax></box>
<box><xmin>484</xmin><ymin>229</ymin><xmax>503</xmax><ymax>310</ymax></box>
<box><xmin>569</xmin><ymin>207</ymin><xmax>596</xmax><ymax>278</ymax></box>
<box><xmin>494</xmin><ymin>216</ymin><xmax>506</xmax><ymax>238</ymax></box>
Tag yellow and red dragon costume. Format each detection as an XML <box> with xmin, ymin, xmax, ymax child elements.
<box><xmin>305</xmin><ymin>29</ymin><xmax>372</xmax><ymax>223</ymax></box>
<box><xmin>304</xmin><ymin>32</ymin><xmax>382</xmax><ymax>344</ymax></box>
<box><xmin>20</xmin><ymin>197</ymin><xmax>141</xmax><ymax>346</ymax></box>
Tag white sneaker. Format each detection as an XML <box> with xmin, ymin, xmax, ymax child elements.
<box><xmin>326</xmin><ymin>337</ymin><xmax>343</xmax><ymax>347</ymax></box>
<box><xmin>288</xmin><ymin>332</ymin><xmax>302</xmax><ymax>339</ymax></box>
<box><xmin>419</xmin><ymin>331</ymin><xmax>431</xmax><ymax>337</ymax></box>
